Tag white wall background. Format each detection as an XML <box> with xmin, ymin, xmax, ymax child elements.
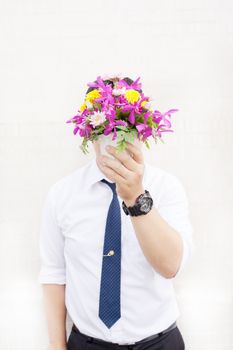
<box><xmin>0</xmin><ymin>0</ymin><xmax>232</xmax><ymax>349</ymax></box>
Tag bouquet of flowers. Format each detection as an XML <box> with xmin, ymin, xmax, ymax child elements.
<box><xmin>66</xmin><ymin>74</ymin><xmax>178</xmax><ymax>154</ymax></box>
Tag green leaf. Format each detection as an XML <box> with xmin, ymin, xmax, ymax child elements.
<box><xmin>135</xmin><ymin>113</ymin><xmax>144</xmax><ymax>123</ymax></box>
<box><xmin>124</xmin><ymin>129</ymin><xmax>138</xmax><ymax>143</ymax></box>
<box><xmin>116</xmin><ymin>109</ymin><xmax>130</xmax><ymax>120</ymax></box>
<box><xmin>144</xmin><ymin>139</ymin><xmax>151</xmax><ymax>149</ymax></box>
<box><xmin>80</xmin><ymin>137</ymin><xmax>90</xmax><ymax>154</ymax></box>
<box><xmin>151</xmin><ymin>121</ymin><xmax>159</xmax><ymax>128</ymax></box>
<box><xmin>116</xmin><ymin>138</ymin><xmax>127</xmax><ymax>153</ymax></box>
<box><xmin>115</xmin><ymin>124</ymin><xmax>128</xmax><ymax>131</ymax></box>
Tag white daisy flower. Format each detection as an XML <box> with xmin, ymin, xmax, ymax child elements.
<box><xmin>102</xmin><ymin>72</ymin><xmax>123</xmax><ymax>80</ymax></box>
<box><xmin>112</xmin><ymin>87</ymin><xmax>127</xmax><ymax>96</ymax></box>
<box><xmin>89</xmin><ymin>111</ymin><xmax>106</xmax><ymax>127</ymax></box>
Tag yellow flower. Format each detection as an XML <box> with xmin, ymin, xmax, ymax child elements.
<box><xmin>85</xmin><ymin>89</ymin><xmax>101</xmax><ymax>103</ymax></box>
<box><xmin>141</xmin><ymin>100</ymin><xmax>151</xmax><ymax>109</ymax></box>
<box><xmin>124</xmin><ymin>89</ymin><xmax>140</xmax><ymax>104</ymax></box>
<box><xmin>80</xmin><ymin>101</ymin><xmax>86</xmax><ymax>112</ymax></box>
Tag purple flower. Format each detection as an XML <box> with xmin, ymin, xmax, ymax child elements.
<box><xmin>118</xmin><ymin>76</ymin><xmax>142</xmax><ymax>91</ymax></box>
<box><xmin>103</xmin><ymin>110</ymin><xmax>128</xmax><ymax>140</ymax></box>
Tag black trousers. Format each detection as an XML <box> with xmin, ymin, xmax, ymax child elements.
<box><xmin>67</xmin><ymin>325</ymin><xmax>185</xmax><ymax>350</ymax></box>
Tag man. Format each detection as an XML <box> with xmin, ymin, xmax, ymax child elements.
<box><xmin>38</xmin><ymin>135</ymin><xmax>194</xmax><ymax>350</ymax></box>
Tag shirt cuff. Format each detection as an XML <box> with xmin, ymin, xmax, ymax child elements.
<box><xmin>38</xmin><ymin>267</ymin><xmax>66</xmax><ymax>284</ymax></box>
<box><xmin>172</xmin><ymin>236</ymin><xmax>193</xmax><ymax>278</ymax></box>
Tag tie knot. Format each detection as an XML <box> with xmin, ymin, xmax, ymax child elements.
<box><xmin>101</xmin><ymin>179</ymin><xmax>117</xmax><ymax>194</ymax></box>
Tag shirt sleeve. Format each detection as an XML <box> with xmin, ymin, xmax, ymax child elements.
<box><xmin>38</xmin><ymin>186</ymin><xmax>66</xmax><ymax>284</ymax></box>
<box><xmin>157</xmin><ymin>173</ymin><xmax>195</xmax><ymax>278</ymax></box>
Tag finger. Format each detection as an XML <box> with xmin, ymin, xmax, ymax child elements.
<box><xmin>99</xmin><ymin>160</ymin><xmax>129</xmax><ymax>184</ymax></box>
<box><xmin>100</xmin><ymin>156</ymin><xmax>133</xmax><ymax>181</ymax></box>
<box><xmin>106</xmin><ymin>145</ymin><xmax>138</xmax><ymax>171</ymax></box>
<box><xmin>125</xmin><ymin>141</ymin><xmax>144</xmax><ymax>165</ymax></box>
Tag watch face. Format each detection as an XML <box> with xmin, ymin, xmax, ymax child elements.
<box><xmin>140</xmin><ymin>199</ymin><xmax>153</xmax><ymax>212</ymax></box>
<box><xmin>123</xmin><ymin>190</ymin><xmax>153</xmax><ymax>216</ymax></box>
<box><xmin>138</xmin><ymin>194</ymin><xmax>153</xmax><ymax>213</ymax></box>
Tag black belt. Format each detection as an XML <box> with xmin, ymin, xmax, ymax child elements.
<box><xmin>72</xmin><ymin>321</ymin><xmax>177</xmax><ymax>346</ymax></box>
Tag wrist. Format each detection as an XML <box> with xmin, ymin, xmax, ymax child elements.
<box><xmin>122</xmin><ymin>189</ymin><xmax>153</xmax><ymax>217</ymax></box>
<box><xmin>124</xmin><ymin>188</ymin><xmax>145</xmax><ymax>207</ymax></box>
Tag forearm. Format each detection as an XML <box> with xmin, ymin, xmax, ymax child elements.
<box><xmin>126</xmin><ymin>203</ymin><xmax>183</xmax><ymax>278</ymax></box>
<box><xmin>42</xmin><ymin>284</ymin><xmax>67</xmax><ymax>350</ymax></box>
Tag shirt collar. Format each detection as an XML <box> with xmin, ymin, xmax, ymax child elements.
<box><xmin>85</xmin><ymin>157</ymin><xmax>149</xmax><ymax>189</ymax></box>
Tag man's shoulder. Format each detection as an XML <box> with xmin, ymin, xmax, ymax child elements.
<box><xmin>145</xmin><ymin>162</ymin><xmax>182</xmax><ymax>187</ymax></box>
<box><xmin>47</xmin><ymin>160</ymin><xmax>91</xmax><ymax>199</ymax></box>
<box><xmin>145</xmin><ymin>162</ymin><xmax>187</xmax><ymax>204</ymax></box>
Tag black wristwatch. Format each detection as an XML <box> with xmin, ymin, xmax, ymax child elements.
<box><xmin>122</xmin><ymin>190</ymin><xmax>153</xmax><ymax>216</ymax></box>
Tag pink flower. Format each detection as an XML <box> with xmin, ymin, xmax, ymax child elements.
<box><xmin>103</xmin><ymin>110</ymin><xmax>128</xmax><ymax>140</ymax></box>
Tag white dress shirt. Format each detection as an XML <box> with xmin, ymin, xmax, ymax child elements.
<box><xmin>38</xmin><ymin>157</ymin><xmax>194</xmax><ymax>345</ymax></box>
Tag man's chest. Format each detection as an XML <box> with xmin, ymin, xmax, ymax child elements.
<box><xmin>57</xmin><ymin>188</ymin><xmax>154</xmax><ymax>271</ymax></box>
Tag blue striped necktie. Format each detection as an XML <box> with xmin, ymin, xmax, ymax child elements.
<box><xmin>98</xmin><ymin>178</ymin><xmax>121</xmax><ymax>328</ymax></box>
